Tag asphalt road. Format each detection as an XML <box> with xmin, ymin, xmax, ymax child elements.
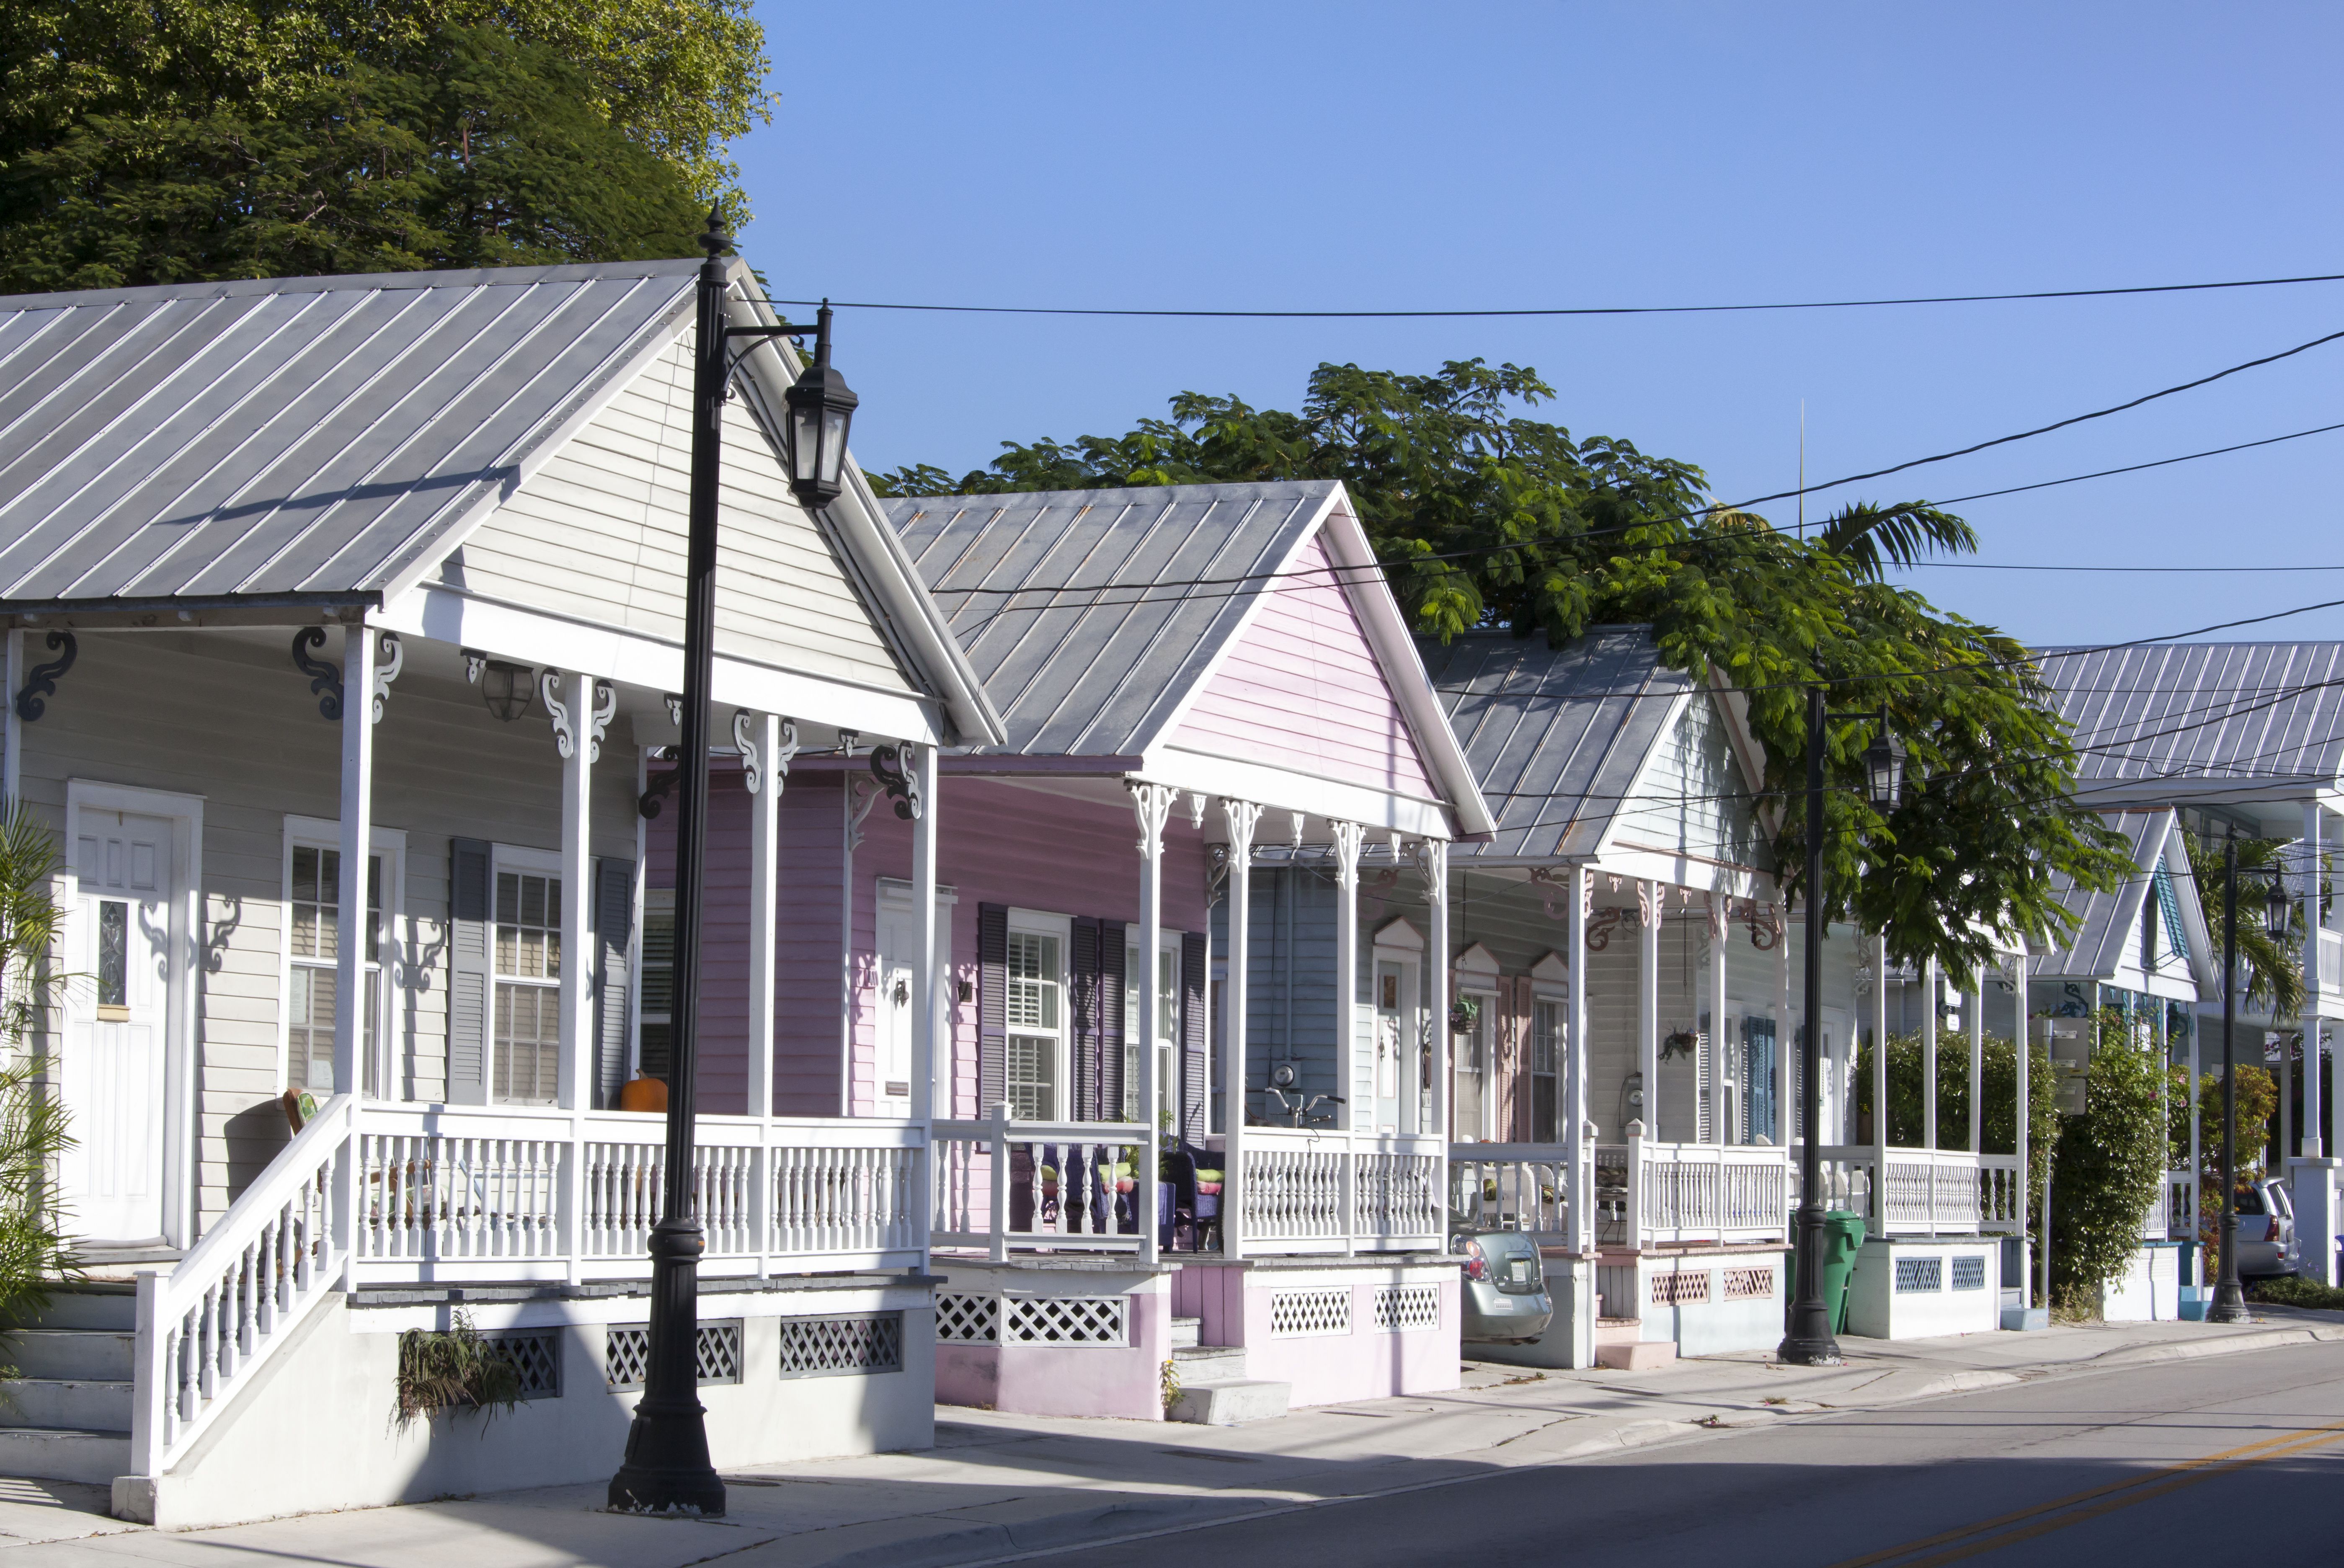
<box><xmin>1010</xmin><ymin>1341</ymin><xmax>2344</xmax><ymax>1568</ymax></box>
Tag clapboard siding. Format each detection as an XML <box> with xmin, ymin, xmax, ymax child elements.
<box><xmin>441</xmin><ymin>334</ymin><xmax>916</xmax><ymax>695</ymax></box>
<box><xmin>1170</xmin><ymin>533</ymin><xmax>1436</xmax><ymax>797</ymax></box>
<box><xmin>12</xmin><ymin>630</ymin><xmax>637</xmax><ymax>1231</ymax></box>
<box><xmin>1611</xmin><ymin>694</ymin><xmax>1770</xmax><ymax>870</ymax></box>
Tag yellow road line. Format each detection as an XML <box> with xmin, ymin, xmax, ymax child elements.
<box><xmin>1823</xmin><ymin>1416</ymin><xmax>2344</xmax><ymax>1568</ymax></box>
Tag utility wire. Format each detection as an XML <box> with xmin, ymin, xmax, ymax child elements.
<box><xmin>773</xmin><ymin>268</ymin><xmax>2344</xmax><ymax>321</ymax></box>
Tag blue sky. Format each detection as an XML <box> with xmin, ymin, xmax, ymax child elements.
<box><xmin>733</xmin><ymin>3</ymin><xmax>2343</xmax><ymax>646</ymax></box>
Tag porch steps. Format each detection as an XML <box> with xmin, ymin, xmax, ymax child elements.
<box><xmin>1171</xmin><ymin>1316</ymin><xmax>1201</xmax><ymax>1351</ymax></box>
<box><xmin>1593</xmin><ymin>1316</ymin><xmax>1675</xmax><ymax>1372</ymax></box>
<box><xmin>0</xmin><ymin>1284</ymin><xmax>136</xmax><ymax>1484</ymax></box>
<box><xmin>1167</xmin><ymin>1343</ymin><xmax>1290</xmax><ymax>1426</ymax></box>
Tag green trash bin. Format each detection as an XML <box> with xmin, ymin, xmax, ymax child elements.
<box><xmin>1787</xmin><ymin>1213</ymin><xmax>1869</xmax><ymax>1335</ymax></box>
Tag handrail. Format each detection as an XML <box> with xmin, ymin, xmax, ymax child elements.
<box><xmin>132</xmin><ymin>1093</ymin><xmax>356</xmax><ymax>1478</ymax></box>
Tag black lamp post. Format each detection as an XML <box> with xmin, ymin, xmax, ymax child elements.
<box><xmin>2207</xmin><ymin>833</ymin><xmax>2292</xmax><ymax>1325</ymax></box>
<box><xmin>1780</xmin><ymin>688</ymin><xmax>1903</xmax><ymax>1367</ymax></box>
<box><xmin>609</xmin><ymin>211</ymin><xmax>856</xmax><ymax>1515</ymax></box>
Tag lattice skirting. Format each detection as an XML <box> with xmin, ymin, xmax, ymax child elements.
<box><xmin>483</xmin><ymin>1330</ymin><xmax>562</xmax><ymax>1399</ymax></box>
<box><xmin>1894</xmin><ymin>1256</ymin><xmax>1944</xmax><ymax>1294</ymax></box>
<box><xmin>604</xmin><ymin>1321</ymin><xmax>745</xmax><ymax>1389</ymax></box>
<box><xmin>1270</xmin><ymin>1287</ymin><xmax>1353</xmax><ymax>1337</ymax></box>
<box><xmin>1372</xmin><ymin>1283</ymin><xmax>1441</xmax><ymax>1331</ymax></box>
<box><xmin>779</xmin><ymin>1314</ymin><xmax>905</xmax><ymax>1378</ymax></box>
<box><xmin>936</xmin><ymin>1292</ymin><xmax>1129</xmax><ymax>1347</ymax></box>
<box><xmin>1951</xmin><ymin>1255</ymin><xmax>1988</xmax><ymax>1291</ymax></box>
<box><xmin>1719</xmin><ymin>1266</ymin><xmax>1776</xmax><ymax>1302</ymax></box>
<box><xmin>1650</xmin><ymin>1270</ymin><xmax>1711</xmax><ymax>1307</ymax></box>
<box><xmin>935</xmin><ymin>1292</ymin><xmax>1000</xmax><ymax>1344</ymax></box>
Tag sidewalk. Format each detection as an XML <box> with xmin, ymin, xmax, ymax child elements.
<box><xmin>3</xmin><ymin>1312</ymin><xmax>2338</xmax><ymax>1566</ymax></box>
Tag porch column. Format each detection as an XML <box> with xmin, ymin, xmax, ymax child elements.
<box><xmin>1132</xmin><ymin>784</ymin><xmax>1175</xmax><ymax>1266</ymax></box>
<box><xmin>1424</xmin><ymin>839</ymin><xmax>1451</xmax><ymax>1142</ymax></box>
<box><xmin>911</xmin><ymin>744</ymin><xmax>939</xmax><ymax>1124</ymax></box>
<box><xmin>1221</xmin><ymin>800</ymin><xmax>1263</xmax><ymax>1260</ymax></box>
<box><xmin>334</xmin><ymin>625</ymin><xmax>378</xmax><ymax>1100</ymax></box>
<box><xmin>2188</xmin><ymin>979</ymin><xmax>2203</xmax><ymax>1284</ymax></box>
<box><xmin>2015</xmin><ymin>954</ymin><xmax>2031</xmax><ymax>1310</ymax></box>
<box><xmin>1637</xmin><ymin>881</ymin><xmax>1660</xmax><ymax>1142</ymax></box>
<box><xmin>556</xmin><ymin>670</ymin><xmax>595</xmax><ymax>1112</ymax></box>
<box><xmin>1921</xmin><ymin>955</ymin><xmax>1940</xmax><ymax>1150</ymax></box>
<box><xmin>2153</xmin><ymin>993</ymin><xmax>2168</xmax><ymax>1238</ymax></box>
<box><xmin>2304</xmin><ymin>800</ymin><xmax>2325</xmax><ymax>1156</ymax></box>
<box><xmin>1967</xmin><ymin>972</ymin><xmax>1984</xmax><ymax>1154</ymax></box>
<box><xmin>1872</xmin><ymin>933</ymin><xmax>1890</xmax><ymax>1221</ymax></box>
<box><xmin>1331</xmin><ymin>821</ymin><xmax>1363</xmax><ymax>1258</ymax></box>
<box><xmin>1776</xmin><ymin>903</ymin><xmax>1793</xmax><ymax>1145</ymax></box>
<box><xmin>1708</xmin><ymin>898</ymin><xmax>1729</xmax><ymax>1145</ymax></box>
<box><xmin>1566</xmin><ymin>864</ymin><xmax>1592</xmax><ymax>1254</ymax></box>
<box><xmin>740</xmin><ymin>713</ymin><xmax>794</xmax><ymax>1120</ymax></box>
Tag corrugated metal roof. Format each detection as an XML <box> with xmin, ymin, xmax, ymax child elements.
<box><xmin>1419</xmin><ymin>626</ymin><xmax>1687</xmax><ymax>861</ymax></box>
<box><xmin>0</xmin><ymin>260</ymin><xmax>700</xmax><ymax>605</ymax></box>
<box><xmin>2037</xmin><ymin>642</ymin><xmax>2344</xmax><ymax>800</ymax></box>
<box><xmin>2031</xmin><ymin>809</ymin><xmax>2168</xmax><ymax>980</ymax></box>
<box><xmin>884</xmin><ymin>482</ymin><xmax>1337</xmax><ymax>756</ymax></box>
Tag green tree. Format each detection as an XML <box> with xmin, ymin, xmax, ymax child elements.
<box><xmin>0</xmin><ymin>0</ymin><xmax>766</xmax><ymax>290</ymax></box>
<box><xmin>0</xmin><ymin>807</ymin><xmax>77</xmax><ymax>1339</ymax></box>
<box><xmin>2180</xmin><ymin>828</ymin><xmax>2303</xmax><ymax>1018</ymax></box>
<box><xmin>2046</xmin><ymin>1010</ymin><xmax>2171</xmax><ymax>1309</ymax></box>
<box><xmin>880</xmin><ymin>361</ymin><xmax>2132</xmax><ymax>974</ymax></box>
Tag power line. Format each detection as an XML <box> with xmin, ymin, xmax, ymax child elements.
<box><xmin>772</xmin><ymin>268</ymin><xmax>2344</xmax><ymax>322</ymax></box>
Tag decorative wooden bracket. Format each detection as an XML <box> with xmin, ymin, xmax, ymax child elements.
<box><xmin>638</xmin><ymin>748</ymin><xmax>680</xmax><ymax>819</ymax></box>
<box><xmin>290</xmin><ymin>627</ymin><xmax>341</xmax><ymax>720</ymax></box>
<box><xmin>870</xmin><ymin>744</ymin><xmax>921</xmax><ymax>820</ymax></box>
<box><xmin>13</xmin><ymin>629</ymin><xmax>76</xmax><ymax>723</ymax></box>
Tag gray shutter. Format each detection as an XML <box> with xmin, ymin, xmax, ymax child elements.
<box><xmin>978</xmin><ymin>903</ymin><xmax>1008</xmax><ymax>1112</ymax></box>
<box><xmin>593</xmin><ymin>857</ymin><xmax>633</xmax><ymax>1110</ymax></box>
<box><xmin>1071</xmin><ymin>917</ymin><xmax>1100</xmax><ymax>1121</ymax></box>
<box><xmin>1181</xmin><ymin>930</ymin><xmax>1208</xmax><ymax>1144</ymax></box>
<box><xmin>1100</xmin><ymin>921</ymin><xmax>1126</xmax><ymax>1120</ymax></box>
<box><xmin>447</xmin><ymin>837</ymin><xmax>492</xmax><ymax>1106</ymax></box>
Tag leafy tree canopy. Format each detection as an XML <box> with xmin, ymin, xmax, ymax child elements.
<box><xmin>0</xmin><ymin>0</ymin><xmax>771</xmax><ymax>289</ymax></box>
<box><xmin>876</xmin><ymin>360</ymin><xmax>2130</xmax><ymax>972</ymax></box>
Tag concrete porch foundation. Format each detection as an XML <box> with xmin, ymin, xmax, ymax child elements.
<box><xmin>1845</xmin><ymin>1236</ymin><xmax>2001</xmax><ymax>1339</ymax></box>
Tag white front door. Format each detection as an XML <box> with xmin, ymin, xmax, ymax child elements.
<box><xmin>65</xmin><ymin>814</ymin><xmax>174</xmax><ymax>1243</ymax></box>
<box><xmin>1374</xmin><ymin>959</ymin><xmax>1411</xmax><ymax>1134</ymax></box>
<box><xmin>874</xmin><ymin>910</ymin><xmax>916</xmax><ymax>1118</ymax></box>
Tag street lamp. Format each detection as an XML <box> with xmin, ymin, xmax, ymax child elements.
<box><xmin>2207</xmin><ymin>834</ymin><xmax>2293</xmax><ymax>1325</ymax></box>
<box><xmin>609</xmin><ymin>211</ymin><xmax>855</xmax><ymax>1516</ymax></box>
<box><xmin>1780</xmin><ymin>689</ymin><xmax>1901</xmax><ymax>1367</ymax></box>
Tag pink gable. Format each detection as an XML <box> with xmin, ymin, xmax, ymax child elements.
<box><xmin>1168</xmin><ymin>531</ymin><xmax>1438</xmax><ymax>797</ymax></box>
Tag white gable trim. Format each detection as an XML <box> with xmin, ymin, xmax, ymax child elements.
<box><xmin>1530</xmin><ymin>951</ymin><xmax>1570</xmax><ymax>986</ymax></box>
<box><xmin>1374</xmin><ymin>916</ymin><xmax>1425</xmax><ymax>953</ymax></box>
<box><xmin>1453</xmin><ymin>941</ymin><xmax>1501</xmax><ymax>978</ymax></box>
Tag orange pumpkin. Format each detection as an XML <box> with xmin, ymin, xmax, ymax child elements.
<box><xmin>618</xmin><ymin>1075</ymin><xmax>669</xmax><ymax>1114</ymax></box>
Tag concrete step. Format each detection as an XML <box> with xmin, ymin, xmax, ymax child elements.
<box><xmin>1168</xmin><ymin>1378</ymin><xmax>1290</xmax><ymax>1426</ymax></box>
<box><xmin>0</xmin><ymin>1426</ymin><xmax>131</xmax><ymax>1486</ymax></box>
<box><xmin>1593</xmin><ymin>1316</ymin><xmax>1644</xmax><ymax>1346</ymax></box>
<box><xmin>0</xmin><ymin>1378</ymin><xmax>135</xmax><ymax>1431</ymax></box>
<box><xmin>12</xmin><ymin>1285</ymin><xmax>137</xmax><ymax>1333</ymax></box>
<box><xmin>1594</xmin><ymin>1340</ymin><xmax>1677</xmax><ymax>1372</ymax></box>
<box><xmin>6</xmin><ymin>1330</ymin><xmax>134</xmax><ymax>1382</ymax></box>
<box><xmin>1170</xmin><ymin>1316</ymin><xmax>1200</xmax><ymax>1351</ymax></box>
<box><xmin>1172</xmin><ymin>1344</ymin><xmax>1246</xmax><ymax>1377</ymax></box>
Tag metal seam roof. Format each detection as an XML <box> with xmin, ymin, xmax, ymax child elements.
<box><xmin>2037</xmin><ymin>641</ymin><xmax>2344</xmax><ymax>796</ymax></box>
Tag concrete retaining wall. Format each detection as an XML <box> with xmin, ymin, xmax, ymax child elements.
<box><xmin>1845</xmin><ymin>1237</ymin><xmax>2001</xmax><ymax>1339</ymax></box>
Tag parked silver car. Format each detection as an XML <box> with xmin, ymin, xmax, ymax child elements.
<box><xmin>1452</xmin><ymin>1229</ymin><xmax>1554</xmax><ymax>1344</ymax></box>
<box><xmin>2231</xmin><ymin>1178</ymin><xmax>2300</xmax><ymax>1278</ymax></box>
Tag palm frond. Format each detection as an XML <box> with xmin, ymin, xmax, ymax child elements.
<box><xmin>1816</xmin><ymin>501</ymin><xmax>1980</xmax><ymax>580</ymax></box>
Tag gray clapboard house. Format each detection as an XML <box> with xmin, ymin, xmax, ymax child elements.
<box><xmin>0</xmin><ymin>258</ymin><xmax>999</xmax><ymax>1524</ymax></box>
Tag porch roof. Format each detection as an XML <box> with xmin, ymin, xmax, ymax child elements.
<box><xmin>1419</xmin><ymin>625</ymin><xmax>1691</xmax><ymax>862</ymax></box>
<box><xmin>2027</xmin><ymin>807</ymin><xmax>2216</xmax><ymax>996</ymax></box>
<box><xmin>2037</xmin><ymin>641</ymin><xmax>2344</xmax><ymax>827</ymax></box>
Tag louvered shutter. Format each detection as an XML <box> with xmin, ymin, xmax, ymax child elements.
<box><xmin>447</xmin><ymin>837</ymin><xmax>493</xmax><ymax>1105</ymax></box>
<box><xmin>1100</xmin><ymin>921</ymin><xmax>1127</xmax><ymax>1120</ymax></box>
<box><xmin>978</xmin><ymin>903</ymin><xmax>1008</xmax><ymax>1113</ymax></box>
<box><xmin>592</xmin><ymin>857</ymin><xmax>633</xmax><ymax>1110</ymax></box>
<box><xmin>1071</xmin><ymin>917</ymin><xmax>1100</xmax><ymax>1120</ymax></box>
<box><xmin>1180</xmin><ymin>930</ymin><xmax>1208</xmax><ymax>1143</ymax></box>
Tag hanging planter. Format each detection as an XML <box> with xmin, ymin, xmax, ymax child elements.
<box><xmin>1661</xmin><ymin>1027</ymin><xmax>1701</xmax><ymax>1061</ymax></box>
<box><xmin>1449</xmin><ymin>995</ymin><xmax>1481</xmax><ymax>1036</ymax></box>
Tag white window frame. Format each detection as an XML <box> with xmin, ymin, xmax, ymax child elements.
<box><xmin>1123</xmin><ymin>927</ymin><xmax>1184</xmax><ymax>1126</ymax></box>
<box><xmin>490</xmin><ymin>843</ymin><xmax>565</xmax><ymax>1107</ymax></box>
<box><xmin>1529</xmin><ymin>953</ymin><xmax>1570</xmax><ymax>1147</ymax></box>
<box><xmin>1007</xmin><ymin>908</ymin><xmax>1072</xmax><ymax>1121</ymax></box>
<box><xmin>279</xmin><ymin>815</ymin><xmax>406</xmax><ymax>1100</ymax></box>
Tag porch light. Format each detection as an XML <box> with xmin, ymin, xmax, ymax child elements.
<box><xmin>1862</xmin><ymin>727</ymin><xmax>1905</xmax><ymax>810</ymax></box>
<box><xmin>480</xmin><ymin>660</ymin><xmax>533</xmax><ymax>722</ymax></box>
<box><xmin>783</xmin><ymin>303</ymin><xmax>858</xmax><ymax>509</ymax></box>
<box><xmin>2265</xmin><ymin>866</ymin><xmax>2294</xmax><ymax>939</ymax></box>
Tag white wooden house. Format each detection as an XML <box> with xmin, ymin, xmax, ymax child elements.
<box><xmin>0</xmin><ymin>257</ymin><xmax>1002</xmax><ymax>1526</ymax></box>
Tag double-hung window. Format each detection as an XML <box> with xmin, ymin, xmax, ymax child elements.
<box><xmin>1004</xmin><ymin>920</ymin><xmax>1066</xmax><ymax>1119</ymax></box>
<box><xmin>1530</xmin><ymin>998</ymin><xmax>1562</xmax><ymax>1144</ymax></box>
<box><xmin>284</xmin><ymin>818</ymin><xmax>402</xmax><ymax>1098</ymax></box>
<box><xmin>494</xmin><ymin>856</ymin><xmax>563</xmax><ymax>1104</ymax></box>
<box><xmin>1122</xmin><ymin>932</ymin><xmax>1181</xmax><ymax>1124</ymax></box>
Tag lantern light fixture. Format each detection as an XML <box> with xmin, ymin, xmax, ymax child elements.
<box><xmin>2264</xmin><ymin>864</ymin><xmax>2295</xmax><ymax>939</ymax></box>
<box><xmin>480</xmin><ymin>660</ymin><xmax>533</xmax><ymax>723</ymax></box>
<box><xmin>1862</xmin><ymin>726</ymin><xmax>1906</xmax><ymax>810</ymax></box>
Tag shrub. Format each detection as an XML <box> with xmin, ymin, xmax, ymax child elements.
<box><xmin>2250</xmin><ymin>1275</ymin><xmax>2344</xmax><ymax>1311</ymax></box>
<box><xmin>0</xmin><ymin>805</ymin><xmax>75</xmax><ymax>1338</ymax></box>
<box><xmin>2047</xmin><ymin>1013</ymin><xmax>2168</xmax><ymax>1309</ymax></box>
<box><xmin>394</xmin><ymin>1310</ymin><xmax>522</xmax><ymax>1425</ymax></box>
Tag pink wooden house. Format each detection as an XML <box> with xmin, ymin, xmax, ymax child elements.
<box><xmin>652</xmin><ymin>480</ymin><xmax>1494</xmax><ymax>1421</ymax></box>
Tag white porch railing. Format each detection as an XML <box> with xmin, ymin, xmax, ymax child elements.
<box><xmin>2166</xmin><ymin>1170</ymin><xmax>2198</xmax><ymax>1243</ymax></box>
<box><xmin>1810</xmin><ymin>1145</ymin><xmax>2021</xmax><ymax>1235</ymax></box>
<box><xmin>930</xmin><ymin>1108</ymin><xmax>1151</xmax><ymax>1258</ymax></box>
<box><xmin>1448</xmin><ymin>1143</ymin><xmax>1574</xmax><ymax>1236</ymax></box>
<box><xmin>132</xmin><ymin>1093</ymin><xmax>354</xmax><ymax>1482</ymax></box>
<box><xmin>1615</xmin><ymin>1133</ymin><xmax>1792</xmax><ymax>1246</ymax></box>
<box><xmin>353</xmin><ymin>1106</ymin><xmax>925</xmax><ymax>1280</ymax></box>
<box><xmin>1238</xmin><ymin>1127</ymin><xmax>1446</xmax><ymax>1254</ymax></box>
